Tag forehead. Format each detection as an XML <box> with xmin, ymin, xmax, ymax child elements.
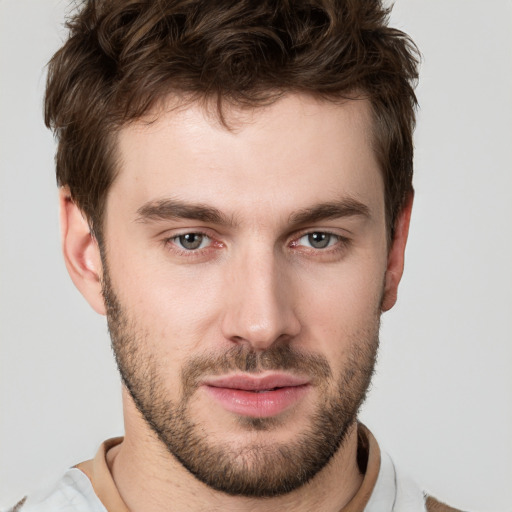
<box><xmin>110</xmin><ymin>93</ymin><xmax>383</xmax><ymax>223</ymax></box>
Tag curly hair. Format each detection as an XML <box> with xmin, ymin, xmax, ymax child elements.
<box><xmin>45</xmin><ymin>0</ymin><xmax>419</xmax><ymax>242</ymax></box>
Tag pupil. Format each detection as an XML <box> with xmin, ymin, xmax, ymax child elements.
<box><xmin>308</xmin><ymin>232</ymin><xmax>330</xmax><ymax>249</ymax></box>
<box><xmin>180</xmin><ymin>233</ymin><xmax>203</xmax><ymax>250</ymax></box>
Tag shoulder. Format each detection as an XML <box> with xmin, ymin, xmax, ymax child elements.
<box><xmin>425</xmin><ymin>494</ymin><xmax>466</xmax><ymax>512</ymax></box>
<box><xmin>5</xmin><ymin>497</ymin><xmax>27</xmax><ymax>512</ymax></box>
<box><xmin>5</xmin><ymin>469</ymin><xmax>106</xmax><ymax>512</ymax></box>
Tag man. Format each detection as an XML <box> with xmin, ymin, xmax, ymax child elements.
<box><xmin>10</xmin><ymin>0</ymin><xmax>462</xmax><ymax>511</ymax></box>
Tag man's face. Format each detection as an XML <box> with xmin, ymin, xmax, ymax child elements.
<box><xmin>101</xmin><ymin>94</ymin><xmax>389</xmax><ymax>496</ymax></box>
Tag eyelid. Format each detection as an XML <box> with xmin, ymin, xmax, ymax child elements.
<box><xmin>297</xmin><ymin>232</ymin><xmax>338</xmax><ymax>248</ymax></box>
<box><xmin>287</xmin><ymin>230</ymin><xmax>352</xmax><ymax>260</ymax></box>
<box><xmin>289</xmin><ymin>228</ymin><xmax>349</xmax><ymax>245</ymax></box>
<box><xmin>171</xmin><ymin>232</ymin><xmax>211</xmax><ymax>250</ymax></box>
<box><xmin>160</xmin><ymin>227</ymin><xmax>350</xmax><ymax>258</ymax></box>
<box><xmin>167</xmin><ymin>230</ymin><xmax>209</xmax><ymax>242</ymax></box>
<box><xmin>162</xmin><ymin>228</ymin><xmax>224</xmax><ymax>257</ymax></box>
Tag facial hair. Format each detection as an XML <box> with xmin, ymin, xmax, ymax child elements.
<box><xmin>102</xmin><ymin>266</ymin><xmax>380</xmax><ymax>498</ymax></box>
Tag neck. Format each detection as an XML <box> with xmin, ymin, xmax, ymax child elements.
<box><xmin>108</xmin><ymin>391</ymin><xmax>364</xmax><ymax>512</ymax></box>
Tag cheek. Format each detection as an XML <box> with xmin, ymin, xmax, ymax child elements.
<box><xmin>108</xmin><ymin>250</ymin><xmax>226</xmax><ymax>354</ymax></box>
<box><xmin>294</xmin><ymin>255</ymin><xmax>385</xmax><ymax>357</ymax></box>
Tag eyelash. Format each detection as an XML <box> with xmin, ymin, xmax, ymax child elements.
<box><xmin>290</xmin><ymin>231</ymin><xmax>349</xmax><ymax>252</ymax></box>
<box><xmin>163</xmin><ymin>230</ymin><xmax>350</xmax><ymax>258</ymax></box>
<box><xmin>163</xmin><ymin>231</ymin><xmax>222</xmax><ymax>258</ymax></box>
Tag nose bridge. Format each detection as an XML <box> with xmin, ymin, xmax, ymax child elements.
<box><xmin>221</xmin><ymin>243</ymin><xmax>301</xmax><ymax>350</ymax></box>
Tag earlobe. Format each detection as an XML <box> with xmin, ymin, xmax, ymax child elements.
<box><xmin>381</xmin><ymin>192</ymin><xmax>414</xmax><ymax>312</ymax></box>
<box><xmin>59</xmin><ymin>187</ymin><xmax>106</xmax><ymax>315</ymax></box>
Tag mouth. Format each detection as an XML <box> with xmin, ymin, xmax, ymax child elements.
<box><xmin>201</xmin><ymin>373</ymin><xmax>311</xmax><ymax>418</ymax></box>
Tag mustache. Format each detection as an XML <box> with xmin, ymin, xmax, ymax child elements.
<box><xmin>181</xmin><ymin>344</ymin><xmax>332</xmax><ymax>396</ymax></box>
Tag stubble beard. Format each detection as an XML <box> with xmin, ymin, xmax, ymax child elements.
<box><xmin>102</xmin><ymin>267</ymin><xmax>380</xmax><ymax>498</ymax></box>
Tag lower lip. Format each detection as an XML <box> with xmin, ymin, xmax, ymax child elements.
<box><xmin>203</xmin><ymin>385</ymin><xmax>310</xmax><ymax>418</ymax></box>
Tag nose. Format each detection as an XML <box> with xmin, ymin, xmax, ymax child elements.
<box><xmin>220</xmin><ymin>248</ymin><xmax>302</xmax><ymax>351</ymax></box>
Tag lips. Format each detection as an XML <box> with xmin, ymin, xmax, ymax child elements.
<box><xmin>201</xmin><ymin>373</ymin><xmax>310</xmax><ymax>418</ymax></box>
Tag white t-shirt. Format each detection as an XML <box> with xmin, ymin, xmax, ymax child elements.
<box><xmin>8</xmin><ymin>454</ymin><xmax>426</xmax><ymax>512</ymax></box>
<box><xmin>6</xmin><ymin>427</ymin><xmax>428</xmax><ymax>512</ymax></box>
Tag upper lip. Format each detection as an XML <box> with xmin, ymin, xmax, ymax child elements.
<box><xmin>202</xmin><ymin>373</ymin><xmax>310</xmax><ymax>391</ymax></box>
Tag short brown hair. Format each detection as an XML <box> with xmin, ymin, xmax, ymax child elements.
<box><xmin>45</xmin><ymin>0</ymin><xmax>419</xmax><ymax>242</ymax></box>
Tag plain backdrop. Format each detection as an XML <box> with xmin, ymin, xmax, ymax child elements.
<box><xmin>1</xmin><ymin>0</ymin><xmax>511</xmax><ymax>510</ymax></box>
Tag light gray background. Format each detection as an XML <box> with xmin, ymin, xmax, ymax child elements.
<box><xmin>1</xmin><ymin>0</ymin><xmax>511</xmax><ymax>510</ymax></box>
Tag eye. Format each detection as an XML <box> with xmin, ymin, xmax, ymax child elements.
<box><xmin>172</xmin><ymin>233</ymin><xmax>211</xmax><ymax>250</ymax></box>
<box><xmin>297</xmin><ymin>232</ymin><xmax>339</xmax><ymax>249</ymax></box>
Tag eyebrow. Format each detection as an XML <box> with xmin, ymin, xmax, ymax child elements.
<box><xmin>135</xmin><ymin>198</ymin><xmax>234</xmax><ymax>226</ymax></box>
<box><xmin>288</xmin><ymin>198</ymin><xmax>370</xmax><ymax>226</ymax></box>
<box><xmin>135</xmin><ymin>196</ymin><xmax>370</xmax><ymax>227</ymax></box>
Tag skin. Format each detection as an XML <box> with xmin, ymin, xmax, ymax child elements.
<box><xmin>60</xmin><ymin>93</ymin><xmax>412</xmax><ymax>512</ymax></box>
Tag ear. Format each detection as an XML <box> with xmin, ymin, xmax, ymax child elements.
<box><xmin>59</xmin><ymin>187</ymin><xmax>106</xmax><ymax>315</ymax></box>
<box><xmin>381</xmin><ymin>192</ymin><xmax>414</xmax><ymax>312</ymax></box>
